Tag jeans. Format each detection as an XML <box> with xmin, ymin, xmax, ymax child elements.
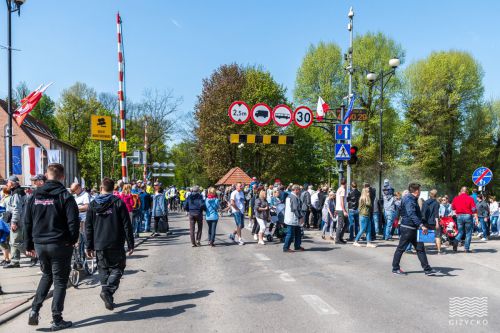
<box><xmin>97</xmin><ymin>248</ymin><xmax>126</xmax><ymax>296</ymax></box>
<box><xmin>479</xmin><ymin>217</ymin><xmax>490</xmax><ymax>238</ymax></box>
<box><xmin>32</xmin><ymin>243</ymin><xmax>73</xmax><ymax>320</ymax></box>
<box><xmin>283</xmin><ymin>225</ymin><xmax>302</xmax><ymax>251</ymax></box>
<box><xmin>142</xmin><ymin>210</ymin><xmax>151</xmax><ymax>232</ymax></box>
<box><xmin>384</xmin><ymin>211</ymin><xmax>395</xmax><ymax>240</ymax></box>
<box><xmin>189</xmin><ymin>214</ymin><xmax>203</xmax><ymax>245</ymax></box>
<box><xmin>392</xmin><ymin>227</ymin><xmax>431</xmax><ymax>272</ymax></box>
<box><xmin>233</xmin><ymin>211</ymin><xmax>245</xmax><ymax>228</ymax></box>
<box><xmin>322</xmin><ymin>219</ymin><xmax>334</xmax><ymax>238</ymax></box>
<box><xmin>9</xmin><ymin>226</ymin><xmax>23</xmax><ymax>264</ymax></box>
<box><xmin>206</xmin><ymin>220</ymin><xmax>218</xmax><ymax>243</ymax></box>
<box><xmin>491</xmin><ymin>216</ymin><xmax>499</xmax><ymax>233</ymax></box>
<box><xmin>355</xmin><ymin>215</ymin><xmax>371</xmax><ymax>242</ymax></box>
<box><xmin>132</xmin><ymin>210</ymin><xmax>142</xmax><ymax>235</ymax></box>
<box><xmin>348</xmin><ymin>209</ymin><xmax>359</xmax><ymax>240</ymax></box>
<box><xmin>371</xmin><ymin>213</ymin><xmax>380</xmax><ymax>240</ymax></box>
<box><xmin>335</xmin><ymin>211</ymin><xmax>348</xmax><ymax>241</ymax></box>
<box><xmin>455</xmin><ymin>214</ymin><xmax>473</xmax><ymax>250</ymax></box>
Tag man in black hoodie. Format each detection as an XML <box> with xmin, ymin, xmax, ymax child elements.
<box><xmin>24</xmin><ymin>163</ymin><xmax>80</xmax><ymax>331</ymax></box>
<box><xmin>85</xmin><ymin>177</ymin><xmax>134</xmax><ymax>311</ymax></box>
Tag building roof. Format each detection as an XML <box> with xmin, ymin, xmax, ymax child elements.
<box><xmin>215</xmin><ymin>167</ymin><xmax>253</xmax><ymax>186</ymax></box>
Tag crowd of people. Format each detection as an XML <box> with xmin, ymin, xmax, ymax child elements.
<box><xmin>0</xmin><ymin>167</ymin><xmax>497</xmax><ymax>330</ymax></box>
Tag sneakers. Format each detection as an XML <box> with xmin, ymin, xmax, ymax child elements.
<box><xmin>3</xmin><ymin>262</ymin><xmax>20</xmax><ymax>269</ymax></box>
<box><xmin>238</xmin><ymin>239</ymin><xmax>245</xmax><ymax>246</ymax></box>
<box><xmin>50</xmin><ymin>319</ymin><xmax>73</xmax><ymax>331</ymax></box>
<box><xmin>253</xmin><ymin>234</ymin><xmax>258</xmax><ymax>241</ymax></box>
<box><xmin>392</xmin><ymin>269</ymin><xmax>407</xmax><ymax>276</ymax></box>
<box><xmin>425</xmin><ymin>268</ymin><xmax>439</xmax><ymax>276</ymax></box>
<box><xmin>366</xmin><ymin>243</ymin><xmax>377</xmax><ymax>248</ymax></box>
<box><xmin>353</xmin><ymin>242</ymin><xmax>361</xmax><ymax>247</ymax></box>
<box><xmin>481</xmin><ymin>238</ymin><xmax>487</xmax><ymax>241</ymax></box>
<box><xmin>28</xmin><ymin>310</ymin><xmax>39</xmax><ymax>326</ymax></box>
<box><xmin>452</xmin><ymin>242</ymin><xmax>458</xmax><ymax>252</ymax></box>
<box><xmin>100</xmin><ymin>291</ymin><xmax>114</xmax><ymax>311</ymax></box>
<box><xmin>258</xmin><ymin>240</ymin><xmax>265</xmax><ymax>245</ymax></box>
<box><xmin>229</xmin><ymin>234</ymin><xmax>236</xmax><ymax>242</ymax></box>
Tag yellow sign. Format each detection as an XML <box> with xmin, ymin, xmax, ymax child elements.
<box><xmin>90</xmin><ymin>115</ymin><xmax>112</xmax><ymax>140</ymax></box>
<box><xmin>118</xmin><ymin>141</ymin><xmax>127</xmax><ymax>153</ymax></box>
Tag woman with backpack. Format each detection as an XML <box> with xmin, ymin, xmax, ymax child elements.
<box><xmin>205</xmin><ymin>187</ymin><xmax>220</xmax><ymax>247</ymax></box>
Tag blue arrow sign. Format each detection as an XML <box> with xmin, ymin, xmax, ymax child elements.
<box><xmin>335</xmin><ymin>143</ymin><xmax>351</xmax><ymax>161</ymax></box>
<box><xmin>335</xmin><ymin>124</ymin><xmax>352</xmax><ymax>141</ymax></box>
<box><xmin>472</xmin><ymin>167</ymin><xmax>493</xmax><ymax>186</ymax></box>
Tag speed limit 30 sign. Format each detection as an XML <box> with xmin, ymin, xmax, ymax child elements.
<box><xmin>293</xmin><ymin>106</ymin><xmax>313</xmax><ymax>128</ymax></box>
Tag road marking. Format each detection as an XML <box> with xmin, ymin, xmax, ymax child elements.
<box><xmin>301</xmin><ymin>295</ymin><xmax>339</xmax><ymax>315</ymax></box>
<box><xmin>254</xmin><ymin>253</ymin><xmax>271</xmax><ymax>261</ymax></box>
<box><xmin>274</xmin><ymin>270</ymin><xmax>296</xmax><ymax>282</ymax></box>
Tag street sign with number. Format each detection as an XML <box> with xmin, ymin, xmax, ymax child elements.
<box><xmin>472</xmin><ymin>167</ymin><xmax>493</xmax><ymax>186</ymax></box>
<box><xmin>228</xmin><ymin>101</ymin><xmax>251</xmax><ymax>124</ymax></box>
<box><xmin>336</xmin><ymin>108</ymin><xmax>367</xmax><ymax>121</ymax></box>
<box><xmin>335</xmin><ymin>124</ymin><xmax>351</xmax><ymax>140</ymax></box>
<box><xmin>335</xmin><ymin>143</ymin><xmax>351</xmax><ymax>161</ymax></box>
<box><xmin>293</xmin><ymin>106</ymin><xmax>313</xmax><ymax>128</ymax></box>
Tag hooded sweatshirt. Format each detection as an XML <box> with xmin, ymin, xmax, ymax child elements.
<box><xmin>24</xmin><ymin>180</ymin><xmax>80</xmax><ymax>251</ymax></box>
<box><xmin>85</xmin><ymin>193</ymin><xmax>134</xmax><ymax>251</ymax></box>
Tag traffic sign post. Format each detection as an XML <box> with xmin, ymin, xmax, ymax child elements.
<box><xmin>335</xmin><ymin>124</ymin><xmax>351</xmax><ymax>141</ymax></box>
<box><xmin>90</xmin><ymin>115</ymin><xmax>112</xmax><ymax>141</ymax></box>
<box><xmin>472</xmin><ymin>167</ymin><xmax>493</xmax><ymax>187</ymax></box>
<box><xmin>335</xmin><ymin>143</ymin><xmax>351</xmax><ymax>161</ymax></box>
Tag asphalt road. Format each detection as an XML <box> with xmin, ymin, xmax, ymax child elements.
<box><xmin>2</xmin><ymin>212</ymin><xmax>498</xmax><ymax>333</ymax></box>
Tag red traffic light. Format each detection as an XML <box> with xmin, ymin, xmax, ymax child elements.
<box><xmin>349</xmin><ymin>146</ymin><xmax>358</xmax><ymax>165</ymax></box>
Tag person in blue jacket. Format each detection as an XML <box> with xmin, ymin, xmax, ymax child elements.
<box><xmin>205</xmin><ymin>187</ymin><xmax>220</xmax><ymax>247</ymax></box>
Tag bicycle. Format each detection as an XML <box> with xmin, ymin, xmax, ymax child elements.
<box><xmin>68</xmin><ymin>245</ymin><xmax>98</xmax><ymax>288</ymax></box>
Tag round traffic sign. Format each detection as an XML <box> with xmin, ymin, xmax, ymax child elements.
<box><xmin>472</xmin><ymin>167</ymin><xmax>493</xmax><ymax>186</ymax></box>
<box><xmin>228</xmin><ymin>101</ymin><xmax>251</xmax><ymax>124</ymax></box>
<box><xmin>251</xmin><ymin>103</ymin><xmax>272</xmax><ymax>127</ymax></box>
<box><xmin>272</xmin><ymin>104</ymin><xmax>293</xmax><ymax>127</ymax></box>
<box><xmin>293</xmin><ymin>106</ymin><xmax>313</xmax><ymax>128</ymax></box>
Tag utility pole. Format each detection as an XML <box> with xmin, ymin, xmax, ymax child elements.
<box><xmin>143</xmin><ymin>117</ymin><xmax>148</xmax><ymax>181</ymax></box>
<box><xmin>346</xmin><ymin>6</ymin><xmax>354</xmax><ymax>192</ymax></box>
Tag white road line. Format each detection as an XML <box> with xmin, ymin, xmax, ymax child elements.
<box><xmin>274</xmin><ymin>270</ymin><xmax>296</xmax><ymax>282</ymax></box>
<box><xmin>254</xmin><ymin>253</ymin><xmax>271</xmax><ymax>261</ymax></box>
<box><xmin>301</xmin><ymin>295</ymin><xmax>339</xmax><ymax>315</ymax></box>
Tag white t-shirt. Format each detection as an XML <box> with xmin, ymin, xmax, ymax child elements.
<box><xmin>335</xmin><ymin>187</ymin><xmax>346</xmax><ymax>212</ymax></box>
<box><xmin>230</xmin><ymin>190</ymin><xmax>245</xmax><ymax>213</ymax></box>
<box><xmin>75</xmin><ymin>191</ymin><xmax>91</xmax><ymax>222</ymax></box>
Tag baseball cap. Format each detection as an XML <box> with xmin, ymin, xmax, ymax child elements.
<box><xmin>30</xmin><ymin>174</ymin><xmax>47</xmax><ymax>182</ymax></box>
<box><xmin>8</xmin><ymin>175</ymin><xmax>19</xmax><ymax>182</ymax></box>
<box><xmin>154</xmin><ymin>182</ymin><xmax>162</xmax><ymax>186</ymax></box>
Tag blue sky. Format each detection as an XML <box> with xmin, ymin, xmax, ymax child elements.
<box><xmin>1</xmin><ymin>0</ymin><xmax>499</xmax><ymax>124</ymax></box>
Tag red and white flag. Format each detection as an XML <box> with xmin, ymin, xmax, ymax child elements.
<box><xmin>316</xmin><ymin>96</ymin><xmax>329</xmax><ymax>120</ymax></box>
<box><xmin>13</xmin><ymin>82</ymin><xmax>53</xmax><ymax>126</ymax></box>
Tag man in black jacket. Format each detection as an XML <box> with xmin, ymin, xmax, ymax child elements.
<box><xmin>422</xmin><ymin>189</ymin><xmax>442</xmax><ymax>254</ymax></box>
<box><xmin>85</xmin><ymin>177</ymin><xmax>134</xmax><ymax>311</ymax></box>
<box><xmin>24</xmin><ymin>163</ymin><xmax>80</xmax><ymax>331</ymax></box>
<box><xmin>392</xmin><ymin>183</ymin><xmax>438</xmax><ymax>276</ymax></box>
<box><xmin>184</xmin><ymin>185</ymin><xmax>205</xmax><ymax>247</ymax></box>
<box><xmin>347</xmin><ymin>182</ymin><xmax>361</xmax><ymax>241</ymax></box>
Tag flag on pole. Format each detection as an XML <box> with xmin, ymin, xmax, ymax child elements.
<box><xmin>343</xmin><ymin>93</ymin><xmax>357</xmax><ymax>124</ymax></box>
<box><xmin>316</xmin><ymin>96</ymin><xmax>329</xmax><ymax>121</ymax></box>
<box><xmin>13</xmin><ymin>83</ymin><xmax>53</xmax><ymax>126</ymax></box>
<box><xmin>27</xmin><ymin>147</ymin><xmax>43</xmax><ymax>176</ymax></box>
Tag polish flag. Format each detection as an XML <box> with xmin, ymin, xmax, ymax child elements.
<box><xmin>316</xmin><ymin>96</ymin><xmax>329</xmax><ymax>121</ymax></box>
<box><xmin>13</xmin><ymin>83</ymin><xmax>53</xmax><ymax>126</ymax></box>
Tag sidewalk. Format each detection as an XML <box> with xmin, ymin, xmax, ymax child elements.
<box><xmin>0</xmin><ymin>232</ymin><xmax>151</xmax><ymax>324</ymax></box>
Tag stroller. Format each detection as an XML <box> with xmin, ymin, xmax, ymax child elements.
<box><xmin>266</xmin><ymin>203</ymin><xmax>286</xmax><ymax>242</ymax></box>
<box><xmin>439</xmin><ymin>216</ymin><xmax>458</xmax><ymax>244</ymax></box>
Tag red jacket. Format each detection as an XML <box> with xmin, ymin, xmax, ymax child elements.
<box><xmin>451</xmin><ymin>193</ymin><xmax>476</xmax><ymax>215</ymax></box>
<box><xmin>119</xmin><ymin>193</ymin><xmax>134</xmax><ymax>213</ymax></box>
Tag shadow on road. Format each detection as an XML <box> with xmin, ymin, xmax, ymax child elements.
<box><xmin>405</xmin><ymin>266</ymin><xmax>463</xmax><ymax>277</ymax></box>
<box><xmin>306</xmin><ymin>247</ymin><xmax>336</xmax><ymax>252</ymax></box>
<box><xmin>66</xmin><ymin>290</ymin><xmax>214</xmax><ymax>329</ymax></box>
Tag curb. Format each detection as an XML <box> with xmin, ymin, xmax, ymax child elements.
<box><xmin>0</xmin><ymin>234</ymin><xmax>152</xmax><ymax>326</ymax></box>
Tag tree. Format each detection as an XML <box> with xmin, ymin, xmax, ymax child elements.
<box><xmin>402</xmin><ymin>51</ymin><xmax>484</xmax><ymax>193</ymax></box>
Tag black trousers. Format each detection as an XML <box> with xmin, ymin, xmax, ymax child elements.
<box><xmin>335</xmin><ymin>211</ymin><xmax>348</xmax><ymax>241</ymax></box>
<box><xmin>310</xmin><ymin>207</ymin><xmax>320</xmax><ymax>229</ymax></box>
<box><xmin>189</xmin><ymin>214</ymin><xmax>203</xmax><ymax>245</ymax></box>
<box><xmin>32</xmin><ymin>243</ymin><xmax>73</xmax><ymax>320</ymax></box>
<box><xmin>154</xmin><ymin>216</ymin><xmax>169</xmax><ymax>233</ymax></box>
<box><xmin>392</xmin><ymin>227</ymin><xmax>431</xmax><ymax>271</ymax></box>
<box><xmin>97</xmin><ymin>248</ymin><xmax>126</xmax><ymax>295</ymax></box>
<box><xmin>303</xmin><ymin>209</ymin><xmax>311</xmax><ymax>228</ymax></box>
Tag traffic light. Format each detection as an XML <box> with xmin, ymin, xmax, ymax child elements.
<box><xmin>349</xmin><ymin>146</ymin><xmax>358</xmax><ymax>165</ymax></box>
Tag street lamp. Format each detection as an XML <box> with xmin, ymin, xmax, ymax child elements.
<box><xmin>5</xmin><ymin>0</ymin><xmax>26</xmax><ymax>177</ymax></box>
<box><xmin>366</xmin><ymin>57</ymin><xmax>400</xmax><ymax>203</ymax></box>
